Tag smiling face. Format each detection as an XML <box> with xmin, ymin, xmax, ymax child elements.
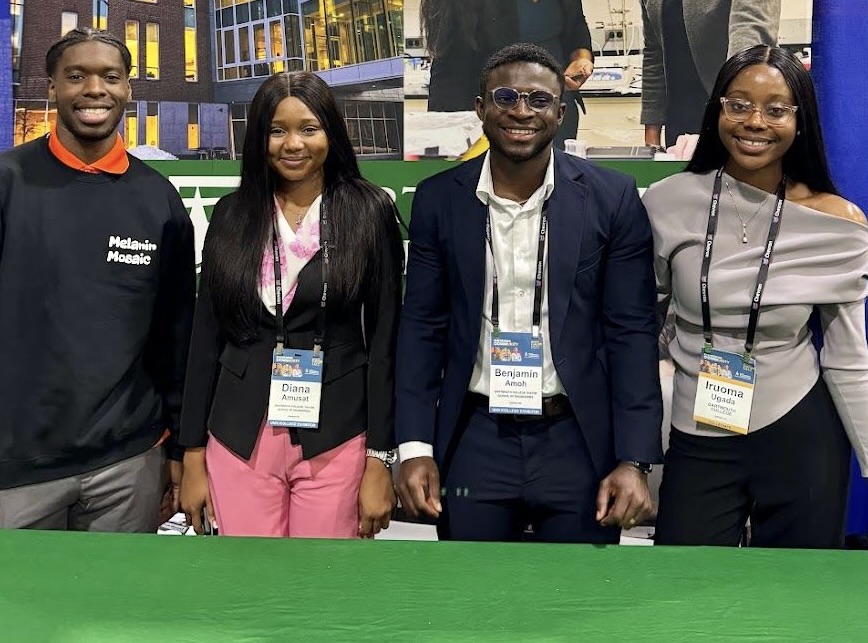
<box><xmin>267</xmin><ymin>96</ymin><xmax>329</xmax><ymax>191</ymax></box>
<box><xmin>475</xmin><ymin>61</ymin><xmax>565</xmax><ymax>165</ymax></box>
<box><xmin>719</xmin><ymin>63</ymin><xmax>797</xmax><ymax>183</ymax></box>
<box><xmin>48</xmin><ymin>40</ymin><xmax>131</xmax><ymax>160</ymax></box>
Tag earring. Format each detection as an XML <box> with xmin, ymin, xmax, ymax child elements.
<box><xmin>797</xmin><ymin>130</ymin><xmax>801</xmax><ymax>136</ymax></box>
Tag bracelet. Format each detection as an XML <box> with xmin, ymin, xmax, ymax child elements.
<box><xmin>628</xmin><ymin>460</ymin><xmax>653</xmax><ymax>475</ymax></box>
<box><xmin>366</xmin><ymin>448</ymin><xmax>398</xmax><ymax>468</ymax></box>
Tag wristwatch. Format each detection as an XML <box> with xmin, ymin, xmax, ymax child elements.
<box><xmin>366</xmin><ymin>448</ymin><xmax>398</xmax><ymax>468</ymax></box>
<box><xmin>628</xmin><ymin>461</ymin><xmax>653</xmax><ymax>475</ymax></box>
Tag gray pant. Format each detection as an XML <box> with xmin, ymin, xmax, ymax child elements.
<box><xmin>0</xmin><ymin>447</ymin><xmax>164</xmax><ymax>533</ymax></box>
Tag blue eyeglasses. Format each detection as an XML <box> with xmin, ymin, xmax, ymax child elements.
<box><xmin>490</xmin><ymin>87</ymin><xmax>559</xmax><ymax>113</ymax></box>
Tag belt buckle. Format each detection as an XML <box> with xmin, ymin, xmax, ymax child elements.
<box><xmin>512</xmin><ymin>409</ymin><xmax>545</xmax><ymax>423</ymax></box>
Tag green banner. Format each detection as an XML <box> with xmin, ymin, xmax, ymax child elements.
<box><xmin>146</xmin><ymin>159</ymin><xmax>685</xmax><ymax>267</ymax></box>
<box><xmin>147</xmin><ymin>159</ymin><xmax>684</xmax><ymax>221</ymax></box>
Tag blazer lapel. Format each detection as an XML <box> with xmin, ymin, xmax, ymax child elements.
<box><xmin>546</xmin><ymin>153</ymin><xmax>588</xmax><ymax>348</ymax></box>
<box><xmin>452</xmin><ymin>159</ymin><xmax>487</xmax><ymax>328</ymax></box>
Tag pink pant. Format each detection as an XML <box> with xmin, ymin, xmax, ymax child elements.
<box><xmin>206</xmin><ymin>425</ymin><xmax>366</xmax><ymax>538</ymax></box>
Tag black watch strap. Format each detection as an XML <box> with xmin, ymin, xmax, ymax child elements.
<box><xmin>628</xmin><ymin>460</ymin><xmax>653</xmax><ymax>474</ymax></box>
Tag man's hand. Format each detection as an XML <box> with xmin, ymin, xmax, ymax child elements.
<box><xmin>565</xmin><ymin>58</ymin><xmax>594</xmax><ymax>90</ymax></box>
<box><xmin>358</xmin><ymin>457</ymin><xmax>397</xmax><ymax>538</ymax></box>
<box><xmin>179</xmin><ymin>448</ymin><xmax>216</xmax><ymax>535</ymax></box>
<box><xmin>595</xmin><ymin>462</ymin><xmax>653</xmax><ymax>528</ymax></box>
<box><xmin>159</xmin><ymin>458</ymin><xmax>183</xmax><ymax>523</ymax></box>
<box><xmin>644</xmin><ymin>124</ymin><xmax>663</xmax><ymax>148</ymax></box>
<box><xmin>395</xmin><ymin>456</ymin><xmax>442</xmax><ymax>520</ymax></box>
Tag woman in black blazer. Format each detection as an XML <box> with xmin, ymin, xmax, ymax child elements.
<box><xmin>179</xmin><ymin>72</ymin><xmax>404</xmax><ymax>538</ymax></box>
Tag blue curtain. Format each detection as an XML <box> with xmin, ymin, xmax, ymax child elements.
<box><xmin>812</xmin><ymin>0</ymin><xmax>868</xmax><ymax>537</ymax></box>
<box><xmin>0</xmin><ymin>3</ymin><xmax>12</xmax><ymax>151</ymax></box>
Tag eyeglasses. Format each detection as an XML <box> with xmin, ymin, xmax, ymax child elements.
<box><xmin>490</xmin><ymin>87</ymin><xmax>559</xmax><ymax>113</ymax></box>
<box><xmin>720</xmin><ymin>97</ymin><xmax>798</xmax><ymax>126</ymax></box>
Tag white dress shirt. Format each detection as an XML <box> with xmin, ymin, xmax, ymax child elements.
<box><xmin>399</xmin><ymin>151</ymin><xmax>565</xmax><ymax>462</ymax></box>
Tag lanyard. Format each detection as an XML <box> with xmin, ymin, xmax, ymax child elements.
<box><xmin>272</xmin><ymin>197</ymin><xmax>330</xmax><ymax>355</ymax></box>
<box><xmin>485</xmin><ymin>199</ymin><xmax>548</xmax><ymax>338</ymax></box>
<box><xmin>700</xmin><ymin>168</ymin><xmax>786</xmax><ymax>358</ymax></box>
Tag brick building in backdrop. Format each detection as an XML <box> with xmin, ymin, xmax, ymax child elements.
<box><xmin>12</xmin><ymin>1</ymin><xmax>404</xmax><ymax>159</ymax></box>
<box><xmin>12</xmin><ymin>0</ymin><xmax>230</xmax><ymax>158</ymax></box>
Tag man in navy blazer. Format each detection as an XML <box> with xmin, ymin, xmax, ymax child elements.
<box><xmin>395</xmin><ymin>43</ymin><xmax>663</xmax><ymax>542</ymax></box>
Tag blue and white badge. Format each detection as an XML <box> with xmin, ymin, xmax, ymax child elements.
<box><xmin>267</xmin><ymin>349</ymin><xmax>324</xmax><ymax>429</ymax></box>
<box><xmin>488</xmin><ymin>332</ymin><xmax>543</xmax><ymax>415</ymax></box>
<box><xmin>693</xmin><ymin>348</ymin><xmax>756</xmax><ymax>434</ymax></box>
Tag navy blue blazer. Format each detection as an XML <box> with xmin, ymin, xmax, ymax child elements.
<box><xmin>395</xmin><ymin>150</ymin><xmax>663</xmax><ymax>475</ymax></box>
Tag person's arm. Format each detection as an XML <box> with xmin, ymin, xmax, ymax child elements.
<box><xmin>176</xmin><ymin>199</ymin><xmax>230</xmax><ymax>534</ymax></box>
<box><xmin>727</xmin><ymin>0</ymin><xmax>781</xmax><ymax>57</ymax></box>
<box><xmin>819</xmin><ymin>297</ymin><xmax>868</xmax><ymax>478</ymax></box>
<box><xmin>178</xmin><ymin>276</ymin><xmax>222</xmax><ymax>450</ymax></box>
<box><xmin>361</xmin><ymin>191</ymin><xmax>404</xmax><ymax>453</ymax></box>
<box><xmin>394</xmin><ymin>179</ymin><xmax>450</xmax><ymax>519</ymax></box>
<box><xmin>395</xmin><ymin>179</ymin><xmax>450</xmax><ymax>448</ymax></box>
<box><xmin>177</xmin><ymin>197</ymin><xmax>233</xmax><ymax>451</ymax></box>
<box><xmin>646</xmin><ymin>185</ymin><xmax>673</xmax><ymax>334</ymax></box>
<box><xmin>595</xmin><ymin>177</ymin><xmax>663</xmax><ymax>528</ymax></box>
<box><xmin>640</xmin><ymin>1</ymin><xmax>666</xmax><ymax>139</ymax></box>
<box><xmin>604</xmin><ymin>178</ymin><xmax>663</xmax><ymax>462</ymax></box>
<box><xmin>178</xmin><ymin>276</ymin><xmax>222</xmax><ymax>534</ymax></box>
<box><xmin>357</xmin><ymin>189</ymin><xmax>404</xmax><ymax>537</ymax></box>
<box><xmin>563</xmin><ymin>0</ymin><xmax>595</xmax><ymax>90</ymax></box>
<box><xmin>145</xmin><ymin>192</ymin><xmax>196</xmax><ymax>462</ymax></box>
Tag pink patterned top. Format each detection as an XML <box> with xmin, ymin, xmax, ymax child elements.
<box><xmin>258</xmin><ymin>194</ymin><xmax>322</xmax><ymax>316</ymax></box>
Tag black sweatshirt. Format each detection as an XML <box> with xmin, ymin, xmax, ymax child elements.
<box><xmin>0</xmin><ymin>136</ymin><xmax>195</xmax><ymax>489</ymax></box>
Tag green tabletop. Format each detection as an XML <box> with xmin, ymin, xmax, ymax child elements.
<box><xmin>0</xmin><ymin>530</ymin><xmax>866</xmax><ymax>642</ymax></box>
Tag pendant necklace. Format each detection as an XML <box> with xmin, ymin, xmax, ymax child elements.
<box><xmin>724</xmin><ymin>179</ymin><xmax>772</xmax><ymax>243</ymax></box>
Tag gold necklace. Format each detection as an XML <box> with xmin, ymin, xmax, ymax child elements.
<box><xmin>724</xmin><ymin>180</ymin><xmax>772</xmax><ymax>243</ymax></box>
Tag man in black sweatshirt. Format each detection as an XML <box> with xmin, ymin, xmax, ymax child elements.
<box><xmin>0</xmin><ymin>29</ymin><xmax>195</xmax><ymax>531</ymax></box>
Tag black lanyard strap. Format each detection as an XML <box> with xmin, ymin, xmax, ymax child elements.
<box><xmin>485</xmin><ymin>199</ymin><xmax>549</xmax><ymax>337</ymax></box>
<box><xmin>272</xmin><ymin>197</ymin><xmax>329</xmax><ymax>355</ymax></box>
<box><xmin>700</xmin><ymin>168</ymin><xmax>786</xmax><ymax>358</ymax></box>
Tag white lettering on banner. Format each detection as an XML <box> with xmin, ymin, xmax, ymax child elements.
<box><xmin>167</xmin><ymin>174</ymin><xmax>411</xmax><ymax>273</ymax></box>
<box><xmin>168</xmin><ymin>176</ymin><xmax>241</xmax><ymax>270</ymax></box>
<box><xmin>163</xmin><ymin>174</ymin><xmax>651</xmax><ymax>279</ymax></box>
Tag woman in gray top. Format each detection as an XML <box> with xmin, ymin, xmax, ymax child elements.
<box><xmin>644</xmin><ymin>45</ymin><xmax>868</xmax><ymax>548</ymax></box>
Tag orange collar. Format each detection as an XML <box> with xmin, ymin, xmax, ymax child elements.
<box><xmin>48</xmin><ymin>127</ymin><xmax>130</xmax><ymax>175</ymax></box>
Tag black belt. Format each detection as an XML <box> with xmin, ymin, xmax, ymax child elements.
<box><xmin>465</xmin><ymin>392</ymin><xmax>571</xmax><ymax>422</ymax></box>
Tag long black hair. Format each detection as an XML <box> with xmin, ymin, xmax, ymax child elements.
<box><xmin>204</xmin><ymin>71</ymin><xmax>403</xmax><ymax>345</ymax></box>
<box><xmin>686</xmin><ymin>45</ymin><xmax>838</xmax><ymax>195</ymax></box>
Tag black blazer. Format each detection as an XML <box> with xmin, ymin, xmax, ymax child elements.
<box><xmin>396</xmin><ymin>151</ymin><xmax>663</xmax><ymax>475</ymax></box>
<box><xmin>179</xmin><ymin>193</ymin><xmax>402</xmax><ymax>460</ymax></box>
